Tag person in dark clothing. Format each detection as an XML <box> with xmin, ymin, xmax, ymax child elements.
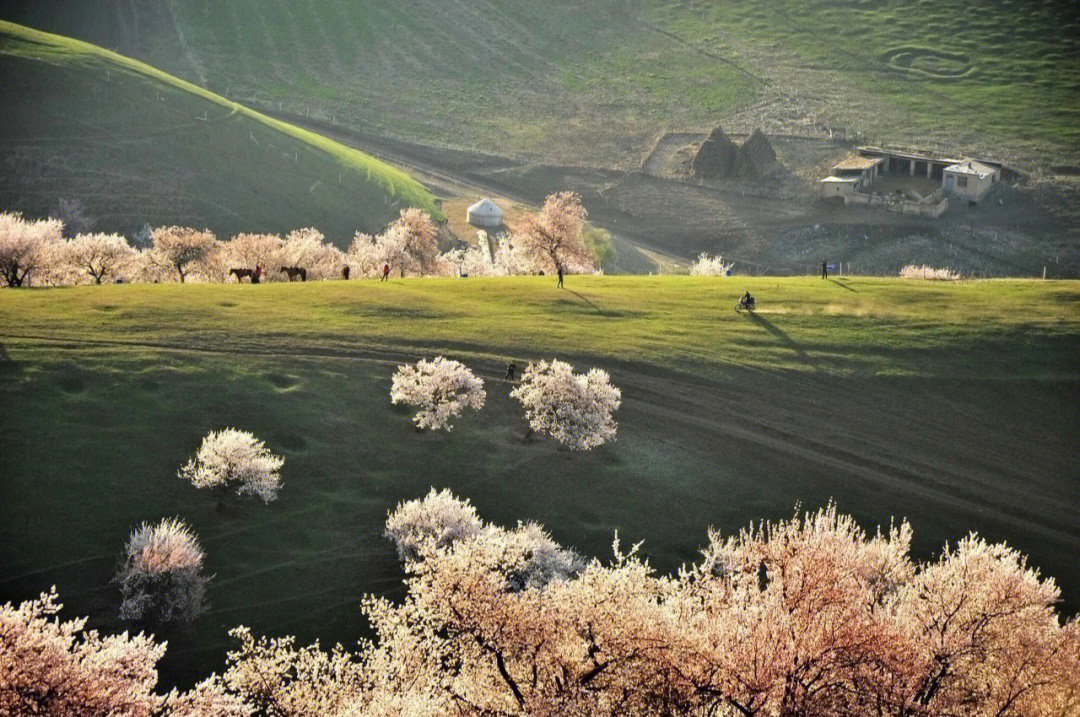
<box><xmin>821</xmin><ymin>260</ymin><xmax>828</xmax><ymax>279</ymax></box>
<box><xmin>557</xmin><ymin>264</ymin><xmax>564</xmax><ymax>288</ymax></box>
<box><xmin>253</xmin><ymin>265</ymin><xmax>262</xmax><ymax>284</ymax></box>
<box><xmin>342</xmin><ymin>265</ymin><xmax>350</xmax><ymax>280</ymax></box>
<box><xmin>505</xmin><ymin>361</ymin><xmax>517</xmax><ymax>381</ymax></box>
<box><xmin>742</xmin><ymin>290</ymin><xmax>753</xmax><ymax>308</ymax></box>
<box><xmin>382</xmin><ymin>264</ymin><xmax>390</xmax><ymax>282</ymax></box>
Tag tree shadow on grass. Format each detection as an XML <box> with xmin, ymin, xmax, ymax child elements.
<box><xmin>743</xmin><ymin>312</ymin><xmax>820</xmax><ymax>371</ymax></box>
<box><xmin>828</xmin><ymin>278</ymin><xmax>858</xmax><ymax>293</ymax></box>
<box><xmin>563</xmin><ymin>288</ymin><xmax>612</xmax><ymax>317</ymax></box>
<box><xmin>0</xmin><ymin>341</ymin><xmax>20</xmax><ymax>378</ymax></box>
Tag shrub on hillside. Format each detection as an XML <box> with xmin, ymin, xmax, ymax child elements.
<box><xmin>511</xmin><ymin>359</ymin><xmax>621</xmax><ymax>450</ymax></box>
<box><xmin>178</xmin><ymin>428</ymin><xmax>284</xmax><ymax>504</ymax></box>
<box><xmin>116</xmin><ymin>518</ymin><xmax>209</xmax><ymax>623</ymax></box>
<box><xmin>390</xmin><ymin>356</ymin><xmax>486</xmax><ymax>431</ymax></box>
<box><xmin>899</xmin><ymin>264</ymin><xmax>962</xmax><ymax>280</ymax></box>
<box><xmin>689</xmin><ymin>252</ymin><xmax>733</xmax><ymax>276</ymax></box>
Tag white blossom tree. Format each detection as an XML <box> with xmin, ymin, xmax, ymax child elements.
<box><xmin>689</xmin><ymin>252</ymin><xmax>733</xmax><ymax>276</ymax></box>
<box><xmin>0</xmin><ymin>211</ymin><xmax>64</xmax><ymax>287</ymax></box>
<box><xmin>384</xmin><ymin>488</ymin><xmax>484</xmax><ymax>561</ymax></box>
<box><xmin>178</xmin><ymin>428</ymin><xmax>284</xmax><ymax>505</ymax></box>
<box><xmin>390</xmin><ymin>357</ymin><xmax>486</xmax><ymax>431</ymax></box>
<box><xmin>510</xmin><ymin>359</ymin><xmax>621</xmax><ymax>450</ymax></box>
<box><xmin>149</xmin><ymin>226</ymin><xmax>220</xmax><ymax>283</ymax></box>
<box><xmin>116</xmin><ymin>518</ymin><xmax>209</xmax><ymax>623</ymax></box>
<box><xmin>64</xmin><ymin>232</ymin><xmax>135</xmax><ymax>284</ymax></box>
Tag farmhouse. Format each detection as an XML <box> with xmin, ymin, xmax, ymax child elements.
<box><xmin>466</xmin><ymin>198</ymin><xmax>504</xmax><ymax>228</ymax></box>
<box><xmin>943</xmin><ymin>159</ymin><xmax>1001</xmax><ymax>202</ymax></box>
<box><xmin>818</xmin><ymin>146</ymin><xmax>1006</xmax><ymax>216</ymax></box>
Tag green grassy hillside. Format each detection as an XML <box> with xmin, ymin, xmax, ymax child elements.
<box><xmin>2</xmin><ymin>1</ymin><xmax>1076</xmax><ymax>167</ymax></box>
<box><xmin>2</xmin><ymin>277</ymin><xmax>1078</xmax><ymax>687</ymax></box>
<box><xmin>0</xmin><ymin>21</ymin><xmax>441</xmax><ymax>243</ymax></box>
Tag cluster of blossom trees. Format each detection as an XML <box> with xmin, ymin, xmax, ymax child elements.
<box><xmin>0</xmin><ymin>193</ymin><xmax>599</xmax><ymax>288</ymax></box>
<box><xmin>391</xmin><ymin>357</ymin><xmax>621</xmax><ymax>450</ymax></box>
<box><xmin>6</xmin><ymin>497</ymin><xmax>1078</xmax><ymax>715</ymax></box>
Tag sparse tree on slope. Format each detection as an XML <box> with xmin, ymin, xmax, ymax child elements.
<box><xmin>116</xmin><ymin>518</ymin><xmax>209</xmax><ymax>623</ymax></box>
<box><xmin>65</xmin><ymin>233</ymin><xmax>135</xmax><ymax>284</ymax></box>
<box><xmin>0</xmin><ymin>211</ymin><xmax>64</xmax><ymax>287</ymax></box>
<box><xmin>178</xmin><ymin>428</ymin><xmax>283</xmax><ymax>505</ymax></box>
<box><xmin>510</xmin><ymin>359</ymin><xmax>621</xmax><ymax>450</ymax></box>
<box><xmin>149</xmin><ymin>226</ymin><xmax>219</xmax><ymax>283</ymax></box>
<box><xmin>513</xmin><ymin>191</ymin><xmax>595</xmax><ymax>275</ymax></box>
<box><xmin>390</xmin><ymin>357</ymin><xmax>486</xmax><ymax>431</ymax></box>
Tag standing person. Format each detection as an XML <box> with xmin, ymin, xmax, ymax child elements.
<box><xmin>342</xmin><ymin>265</ymin><xmax>350</xmax><ymax>280</ymax></box>
<box><xmin>557</xmin><ymin>264</ymin><xmax>564</xmax><ymax>288</ymax></box>
<box><xmin>253</xmin><ymin>264</ymin><xmax>262</xmax><ymax>284</ymax></box>
<box><xmin>382</xmin><ymin>264</ymin><xmax>390</xmax><ymax>282</ymax></box>
<box><xmin>821</xmin><ymin>260</ymin><xmax>828</xmax><ymax>279</ymax></box>
<box><xmin>504</xmin><ymin>361</ymin><xmax>517</xmax><ymax>381</ymax></box>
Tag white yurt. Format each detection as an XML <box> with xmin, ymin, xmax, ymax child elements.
<box><xmin>466</xmin><ymin>198</ymin><xmax>504</xmax><ymax>228</ymax></box>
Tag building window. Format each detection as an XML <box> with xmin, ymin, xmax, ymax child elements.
<box><xmin>957</xmin><ymin>176</ymin><xmax>968</xmax><ymax>188</ymax></box>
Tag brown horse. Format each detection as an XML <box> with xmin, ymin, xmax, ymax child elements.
<box><xmin>280</xmin><ymin>266</ymin><xmax>307</xmax><ymax>282</ymax></box>
<box><xmin>229</xmin><ymin>268</ymin><xmax>257</xmax><ymax>283</ymax></box>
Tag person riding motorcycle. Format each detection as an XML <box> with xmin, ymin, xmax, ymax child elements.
<box><xmin>740</xmin><ymin>291</ymin><xmax>755</xmax><ymax>310</ymax></box>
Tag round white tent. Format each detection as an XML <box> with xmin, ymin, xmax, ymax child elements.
<box><xmin>466</xmin><ymin>198</ymin><xmax>504</xmax><ymax>228</ymax></box>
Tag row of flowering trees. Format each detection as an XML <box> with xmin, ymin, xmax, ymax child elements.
<box><xmin>5</xmin><ymin>494</ymin><xmax>1078</xmax><ymax>715</ymax></box>
<box><xmin>0</xmin><ymin>192</ymin><xmax>599</xmax><ymax>287</ymax></box>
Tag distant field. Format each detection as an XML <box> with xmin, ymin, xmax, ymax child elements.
<box><xmin>2</xmin><ymin>277</ymin><xmax>1078</xmax><ymax>687</ymax></box>
<box><xmin>0</xmin><ymin>21</ymin><xmax>441</xmax><ymax>242</ymax></box>
<box><xmin>2</xmin><ymin>1</ymin><xmax>1076</xmax><ymax>168</ymax></box>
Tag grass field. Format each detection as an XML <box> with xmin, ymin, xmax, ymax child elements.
<box><xmin>3</xmin><ymin>1</ymin><xmax>1076</xmax><ymax>168</ymax></box>
<box><xmin>0</xmin><ymin>21</ymin><xmax>441</xmax><ymax>242</ymax></box>
<box><xmin>1</xmin><ymin>276</ymin><xmax>1078</xmax><ymax>688</ymax></box>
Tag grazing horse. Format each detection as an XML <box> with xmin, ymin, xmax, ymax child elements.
<box><xmin>280</xmin><ymin>266</ymin><xmax>307</xmax><ymax>282</ymax></box>
<box><xmin>229</xmin><ymin>268</ymin><xmax>257</xmax><ymax>283</ymax></box>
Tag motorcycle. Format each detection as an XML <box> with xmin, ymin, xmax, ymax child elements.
<box><xmin>735</xmin><ymin>297</ymin><xmax>756</xmax><ymax>312</ymax></box>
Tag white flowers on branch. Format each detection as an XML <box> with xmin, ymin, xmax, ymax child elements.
<box><xmin>689</xmin><ymin>252</ymin><xmax>733</xmax><ymax>276</ymax></box>
<box><xmin>511</xmin><ymin>359</ymin><xmax>622</xmax><ymax>450</ymax></box>
<box><xmin>179</xmin><ymin>428</ymin><xmax>284</xmax><ymax>503</ymax></box>
<box><xmin>116</xmin><ymin>517</ymin><xmax>209</xmax><ymax>623</ymax></box>
<box><xmin>390</xmin><ymin>357</ymin><xmax>486</xmax><ymax>431</ymax></box>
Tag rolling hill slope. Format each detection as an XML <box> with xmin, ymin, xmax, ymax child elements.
<box><xmin>0</xmin><ymin>21</ymin><xmax>442</xmax><ymax>243</ymax></box>
<box><xmin>2</xmin><ymin>1</ymin><xmax>1076</xmax><ymax>169</ymax></box>
<box><xmin>1</xmin><ymin>277</ymin><xmax>1078</xmax><ymax>687</ymax></box>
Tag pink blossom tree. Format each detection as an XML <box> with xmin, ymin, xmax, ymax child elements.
<box><xmin>116</xmin><ymin>518</ymin><xmax>209</xmax><ymax>623</ymax></box>
<box><xmin>512</xmin><ymin>191</ymin><xmax>595</xmax><ymax>276</ymax></box>
<box><xmin>149</xmin><ymin>226</ymin><xmax>219</xmax><ymax>283</ymax></box>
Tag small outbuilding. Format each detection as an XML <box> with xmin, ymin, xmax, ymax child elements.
<box><xmin>466</xmin><ymin>198</ymin><xmax>504</xmax><ymax>228</ymax></box>
<box><xmin>943</xmin><ymin>159</ymin><xmax>1000</xmax><ymax>203</ymax></box>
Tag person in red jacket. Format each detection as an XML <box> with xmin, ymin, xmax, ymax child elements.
<box><xmin>382</xmin><ymin>264</ymin><xmax>390</xmax><ymax>282</ymax></box>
